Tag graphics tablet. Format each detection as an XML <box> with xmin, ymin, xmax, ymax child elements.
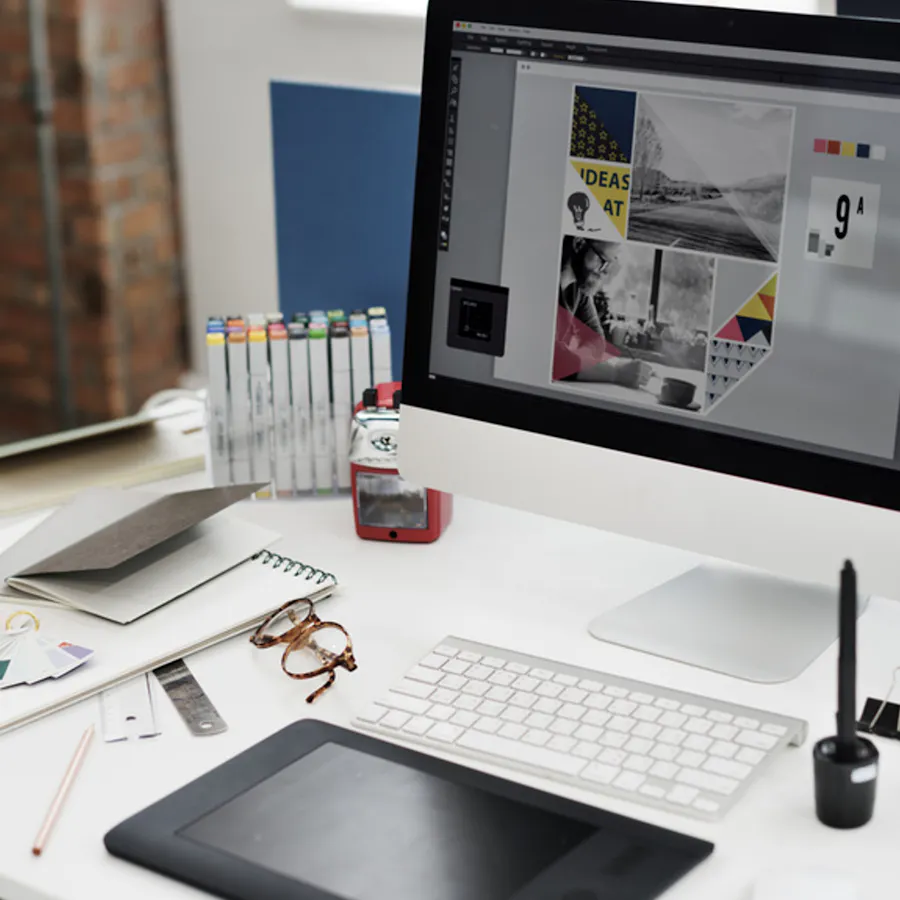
<box><xmin>104</xmin><ymin>719</ymin><xmax>712</xmax><ymax>900</ymax></box>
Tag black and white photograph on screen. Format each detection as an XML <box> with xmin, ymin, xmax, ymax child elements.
<box><xmin>553</xmin><ymin>235</ymin><xmax>715</xmax><ymax>413</ymax></box>
<box><xmin>627</xmin><ymin>93</ymin><xmax>793</xmax><ymax>262</ymax></box>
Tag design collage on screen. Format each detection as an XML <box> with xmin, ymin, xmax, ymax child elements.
<box><xmin>555</xmin><ymin>86</ymin><xmax>794</xmax><ymax>414</ymax></box>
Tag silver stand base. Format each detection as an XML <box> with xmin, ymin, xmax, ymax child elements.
<box><xmin>588</xmin><ymin>561</ymin><xmax>868</xmax><ymax>683</ymax></box>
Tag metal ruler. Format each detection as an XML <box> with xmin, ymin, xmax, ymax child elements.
<box><xmin>153</xmin><ymin>658</ymin><xmax>227</xmax><ymax>736</ymax></box>
<box><xmin>99</xmin><ymin>673</ymin><xmax>160</xmax><ymax>742</ymax></box>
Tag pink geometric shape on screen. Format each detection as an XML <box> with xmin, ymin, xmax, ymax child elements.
<box><xmin>553</xmin><ymin>305</ymin><xmax>620</xmax><ymax>381</ymax></box>
<box><xmin>715</xmin><ymin>317</ymin><xmax>745</xmax><ymax>343</ymax></box>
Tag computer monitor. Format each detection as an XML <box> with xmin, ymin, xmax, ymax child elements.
<box><xmin>837</xmin><ymin>0</ymin><xmax>900</xmax><ymax>19</ymax></box>
<box><xmin>398</xmin><ymin>0</ymin><xmax>900</xmax><ymax>683</ymax></box>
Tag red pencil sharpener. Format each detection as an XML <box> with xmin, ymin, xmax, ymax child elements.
<box><xmin>349</xmin><ymin>381</ymin><xmax>452</xmax><ymax>542</ymax></box>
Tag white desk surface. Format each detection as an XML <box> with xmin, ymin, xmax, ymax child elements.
<box><xmin>1</xmin><ymin>477</ymin><xmax>898</xmax><ymax>900</ymax></box>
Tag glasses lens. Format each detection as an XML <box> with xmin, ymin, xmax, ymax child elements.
<box><xmin>258</xmin><ymin>599</ymin><xmax>311</xmax><ymax>641</ymax></box>
<box><xmin>284</xmin><ymin>625</ymin><xmax>349</xmax><ymax>676</ymax></box>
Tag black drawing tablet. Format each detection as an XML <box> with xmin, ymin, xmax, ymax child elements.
<box><xmin>104</xmin><ymin>719</ymin><xmax>713</xmax><ymax>900</ymax></box>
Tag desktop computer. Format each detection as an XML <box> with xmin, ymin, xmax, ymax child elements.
<box><xmin>394</xmin><ymin>0</ymin><xmax>900</xmax><ymax>685</ymax></box>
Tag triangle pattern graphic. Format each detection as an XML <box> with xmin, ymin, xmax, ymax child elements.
<box><xmin>759</xmin><ymin>293</ymin><xmax>775</xmax><ymax>319</ymax></box>
<box><xmin>746</xmin><ymin>329</ymin><xmax>771</xmax><ymax>348</ymax></box>
<box><xmin>715</xmin><ymin>317</ymin><xmax>744</xmax><ymax>342</ymax></box>
<box><xmin>705</xmin><ymin>338</ymin><xmax>770</xmax><ymax>412</ymax></box>
<box><xmin>736</xmin><ymin>316</ymin><xmax>772</xmax><ymax>343</ymax></box>
<box><xmin>737</xmin><ymin>293</ymin><xmax>772</xmax><ymax>322</ymax></box>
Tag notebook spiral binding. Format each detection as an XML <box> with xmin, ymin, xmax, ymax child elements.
<box><xmin>252</xmin><ymin>549</ymin><xmax>336</xmax><ymax>585</ymax></box>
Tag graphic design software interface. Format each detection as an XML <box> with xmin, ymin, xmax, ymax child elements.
<box><xmin>431</xmin><ymin>22</ymin><xmax>900</xmax><ymax>468</ymax></box>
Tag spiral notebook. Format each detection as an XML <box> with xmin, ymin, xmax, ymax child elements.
<box><xmin>0</xmin><ymin>538</ymin><xmax>338</xmax><ymax>737</ymax></box>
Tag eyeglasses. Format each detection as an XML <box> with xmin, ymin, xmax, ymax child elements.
<box><xmin>250</xmin><ymin>585</ymin><xmax>356</xmax><ymax>703</ymax></box>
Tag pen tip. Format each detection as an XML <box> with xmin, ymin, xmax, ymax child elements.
<box><xmin>843</xmin><ymin>560</ymin><xmax>855</xmax><ymax>573</ymax></box>
<box><xmin>32</xmin><ymin>848</ymin><xmax>41</xmax><ymax>857</ymax></box>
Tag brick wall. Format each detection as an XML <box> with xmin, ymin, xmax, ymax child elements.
<box><xmin>0</xmin><ymin>0</ymin><xmax>186</xmax><ymax>441</ymax></box>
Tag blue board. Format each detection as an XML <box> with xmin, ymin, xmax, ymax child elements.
<box><xmin>269</xmin><ymin>81</ymin><xmax>420</xmax><ymax>380</ymax></box>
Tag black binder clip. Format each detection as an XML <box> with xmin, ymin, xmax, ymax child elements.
<box><xmin>858</xmin><ymin>667</ymin><xmax>900</xmax><ymax>740</ymax></box>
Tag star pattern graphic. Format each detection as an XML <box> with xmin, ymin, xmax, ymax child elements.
<box><xmin>569</xmin><ymin>93</ymin><xmax>629</xmax><ymax>163</ymax></box>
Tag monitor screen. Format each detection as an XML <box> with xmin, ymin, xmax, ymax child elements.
<box><xmin>424</xmin><ymin>16</ymin><xmax>900</xmax><ymax>473</ymax></box>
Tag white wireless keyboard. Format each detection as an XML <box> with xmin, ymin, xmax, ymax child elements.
<box><xmin>355</xmin><ymin>636</ymin><xmax>808</xmax><ymax>821</ymax></box>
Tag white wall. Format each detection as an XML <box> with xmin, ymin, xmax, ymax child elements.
<box><xmin>164</xmin><ymin>0</ymin><xmax>831</xmax><ymax>374</ymax></box>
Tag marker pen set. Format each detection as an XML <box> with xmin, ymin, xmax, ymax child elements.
<box><xmin>205</xmin><ymin>308</ymin><xmax>392</xmax><ymax>497</ymax></box>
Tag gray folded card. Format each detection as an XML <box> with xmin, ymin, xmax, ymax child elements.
<box><xmin>0</xmin><ymin>483</ymin><xmax>278</xmax><ymax>624</ymax></box>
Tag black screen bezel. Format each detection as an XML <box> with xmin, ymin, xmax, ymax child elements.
<box><xmin>402</xmin><ymin>0</ymin><xmax>900</xmax><ymax>514</ymax></box>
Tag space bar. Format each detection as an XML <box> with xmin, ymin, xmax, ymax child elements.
<box><xmin>458</xmin><ymin>731</ymin><xmax>587</xmax><ymax>776</ymax></box>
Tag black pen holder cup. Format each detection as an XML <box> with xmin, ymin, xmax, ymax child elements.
<box><xmin>813</xmin><ymin>736</ymin><xmax>878</xmax><ymax>829</ymax></box>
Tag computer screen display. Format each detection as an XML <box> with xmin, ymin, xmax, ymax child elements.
<box><xmin>423</xmin><ymin>14</ymin><xmax>900</xmax><ymax>472</ymax></box>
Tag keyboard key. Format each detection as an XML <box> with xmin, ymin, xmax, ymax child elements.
<box><xmin>704</xmin><ymin>757</ymin><xmax>752</xmax><ymax>780</ymax></box>
<box><xmin>658</xmin><ymin>711</ymin><xmax>687</xmax><ymax>728</ymax></box>
<box><xmin>684</xmin><ymin>718</ymin><xmax>712</xmax><ymax>735</ymax></box>
<box><xmin>604</xmin><ymin>686</ymin><xmax>629</xmax><ymax>698</ymax></box>
<box><xmin>489</xmin><ymin>671</ymin><xmax>516</xmax><ymax>687</ymax></box>
<box><xmin>624</xmin><ymin>737</ymin><xmax>653</xmax><ymax>755</ymax></box>
<box><xmin>402</xmin><ymin>716</ymin><xmax>432</xmax><ymax>736</ymax></box>
<box><xmin>607</xmin><ymin>716</ymin><xmax>635</xmax><ymax>734</ymax></box>
<box><xmin>385</xmin><ymin>693</ymin><xmax>431</xmax><ymax>715</ymax></box>
<box><xmin>434</xmin><ymin>644</ymin><xmax>458</xmax><ymax>657</ymax></box>
<box><xmin>694</xmin><ymin>798</ymin><xmax>720</xmax><ymax>814</ymax></box>
<box><xmin>558</xmin><ymin>703</ymin><xmax>586</xmax><ymax>721</ymax></box>
<box><xmin>709</xmin><ymin>741</ymin><xmax>738</xmax><ymax>759</ymax></box>
<box><xmin>560</xmin><ymin>687</ymin><xmax>588</xmax><ymax>704</ymax></box>
<box><xmin>428</xmin><ymin>704</ymin><xmax>455</xmax><ymax>721</ymax></box>
<box><xmin>466</xmin><ymin>664</ymin><xmax>492</xmax><ymax>681</ymax></box>
<box><xmin>505</xmin><ymin>662</ymin><xmax>530</xmax><ymax>675</ymax></box>
<box><xmin>473</xmin><ymin>717</ymin><xmax>502</xmax><ymax>734</ymax></box>
<box><xmin>629</xmin><ymin>692</ymin><xmax>654</xmax><ymax>705</ymax></box>
<box><xmin>634</xmin><ymin>705</ymin><xmax>661</xmax><ymax>723</ymax></box>
<box><xmin>421</xmin><ymin>653</ymin><xmax>448</xmax><ymax>669</ymax></box>
<box><xmin>498</xmin><ymin>722</ymin><xmax>527</xmax><ymax>740</ymax></box>
<box><xmin>461</xmin><ymin>681</ymin><xmax>490</xmax><ymax>698</ymax></box>
<box><xmin>609</xmin><ymin>699</ymin><xmax>637</xmax><ymax>716</ymax></box>
<box><xmin>574</xmin><ymin>724</ymin><xmax>603</xmax><ymax>743</ymax></box>
<box><xmin>650</xmin><ymin>760</ymin><xmax>678</xmax><ymax>780</ymax></box>
<box><xmin>550</xmin><ymin>719</ymin><xmax>578</xmax><ymax>736</ymax></box>
<box><xmin>599</xmin><ymin>731</ymin><xmax>628</xmax><ymax>749</ymax></box>
<box><xmin>482</xmin><ymin>656</ymin><xmax>505</xmax><ymax>669</ymax></box>
<box><xmin>654</xmin><ymin>697</ymin><xmax>680</xmax><ymax>710</ymax></box>
<box><xmin>640</xmin><ymin>784</ymin><xmax>666</xmax><ymax>799</ymax></box>
<box><xmin>734</xmin><ymin>717</ymin><xmax>759</xmax><ymax>730</ymax></box>
<box><xmin>442</xmin><ymin>659</ymin><xmax>470</xmax><ymax>675</ymax></box>
<box><xmin>623</xmin><ymin>755</ymin><xmax>653</xmax><ymax>774</ymax></box>
<box><xmin>523</xmin><ymin>729</ymin><xmax>551</xmax><ymax>747</ymax></box>
<box><xmin>509</xmin><ymin>691</ymin><xmax>537</xmax><ymax>709</ymax></box>
<box><xmin>525</xmin><ymin>712</ymin><xmax>554</xmax><ymax>730</ymax></box>
<box><xmin>762</xmin><ymin>723</ymin><xmax>788</xmax><ymax>737</ymax></box>
<box><xmin>501</xmin><ymin>707</ymin><xmax>529</xmax><ymax>724</ymax></box>
<box><xmin>583</xmin><ymin>710</ymin><xmax>611</xmax><ymax>728</ymax></box>
<box><xmin>554</xmin><ymin>673</ymin><xmax>579</xmax><ymax>687</ymax></box>
<box><xmin>450</xmin><ymin>710</ymin><xmax>479</xmax><ymax>728</ymax></box>
<box><xmin>585</xmin><ymin>694</ymin><xmax>612</xmax><ymax>711</ymax></box>
<box><xmin>736</xmin><ymin>730</ymin><xmax>778</xmax><ymax>751</ymax></box>
<box><xmin>432</xmin><ymin>688</ymin><xmax>459</xmax><ymax>705</ymax></box>
<box><xmin>459</xmin><ymin>730</ymin><xmax>587</xmax><ymax>776</ymax></box>
<box><xmin>676</xmin><ymin>750</ymin><xmax>706</xmax><ymax>769</ymax></box>
<box><xmin>513</xmin><ymin>675</ymin><xmax>540</xmax><ymax>693</ymax></box>
<box><xmin>707</xmin><ymin>710</ymin><xmax>733</xmax><ymax>723</ymax></box>
<box><xmin>709</xmin><ymin>724</ymin><xmax>738</xmax><ymax>741</ymax></box>
<box><xmin>613</xmin><ymin>771</ymin><xmax>645</xmax><ymax>792</ymax></box>
<box><xmin>357</xmin><ymin>705</ymin><xmax>386</xmax><ymax>724</ymax></box>
<box><xmin>429</xmin><ymin>722</ymin><xmax>464</xmax><ymax>743</ymax></box>
<box><xmin>454</xmin><ymin>695</ymin><xmax>481</xmax><ymax>711</ymax></box>
<box><xmin>667</xmin><ymin>785</ymin><xmax>699</xmax><ymax>806</ymax></box>
<box><xmin>573</xmin><ymin>741</ymin><xmax>599</xmax><ymax>760</ymax></box>
<box><xmin>658</xmin><ymin>728</ymin><xmax>686</xmax><ymax>746</ymax></box>
<box><xmin>682</xmin><ymin>704</ymin><xmax>707</xmax><ymax>717</ymax></box>
<box><xmin>650</xmin><ymin>744</ymin><xmax>679</xmax><ymax>761</ymax></box>
<box><xmin>439</xmin><ymin>674</ymin><xmax>466</xmax><ymax>690</ymax></box>
<box><xmin>485</xmin><ymin>686</ymin><xmax>514</xmax><ymax>703</ymax></box>
<box><xmin>536</xmin><ymin>682</ymin><xmax>564</xmax><ymax>699</ymax></box>
<box><xmin>531</xmin><ymin>668</ymin><xmax>554</xmax><ymax>681</ymax></box>
<box><xmin>676</xmin><ymin>768</ymin><xmax>738</xmax><ymax>795</ymax></box>
<box><xmin>382</xmin><ymin>710</ymin><xmax>410</xmax><ymax>729</ymax></box>
<box><xmin>458</xmin><ymin>651</ymin><xmax>481</xmax><ymax>663</ymax></box>
<box><xmin>407</xmin><ymin>665</ymin><xmax>444</xmax><ymax>685</ymax></box>
<box><xmin>581</xmin><ymin>762</ymin><xmax>619</xmax><ymax>785</ymax></box>
<box><xmin>736</xmin><ymin>747</ymin><xmax>766</xmax><ymax>766</ymax></box>
<box><xmin>597</xmin><ymin>748</ymin><xmax>627</xmax><ymax>766</ymax></box>
<box><xmin>579</xmin><ymin>679</ymin><xmax>604</xmax><ymax>692</ymax></box>
<box><xmin>548</xmin><ymin>735</ymin><xmax>578</xmax><ymax>753</ymax></box>
<box><xmin>633</xmin><ymin>722</ymin><xmax>661</xmax><ymax>740</ymax></box>
<box><xmin>683</xmin><ymin>735</ymin><xmax>713</xmax><ymax>752</ymax></box>
<box><xmin>534</xmin><ymin>698</ymin><xmax>562</xmax><ymax>715</ymax></box>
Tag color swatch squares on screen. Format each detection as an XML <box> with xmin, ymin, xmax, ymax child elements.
<box><xmin>814</xmin><ymin>138</ymin><xmax>886</xmax><ymax>160</ymax></box>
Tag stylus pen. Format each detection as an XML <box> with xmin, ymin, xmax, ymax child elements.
<box><xmin>32</xmin><ymin>724</ymin><xmax>94</xmax><ymax>856</ymax></box>
<box><xmin>837</xmin><ymin>561</ymin><xmax>857</xmax><ymax>749</ymax></box>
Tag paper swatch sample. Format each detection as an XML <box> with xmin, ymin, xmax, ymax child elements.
<box><xmin>0</xmin><ymin>612</ymin><xmax>94</xmax><ymax>689</ymax></box>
